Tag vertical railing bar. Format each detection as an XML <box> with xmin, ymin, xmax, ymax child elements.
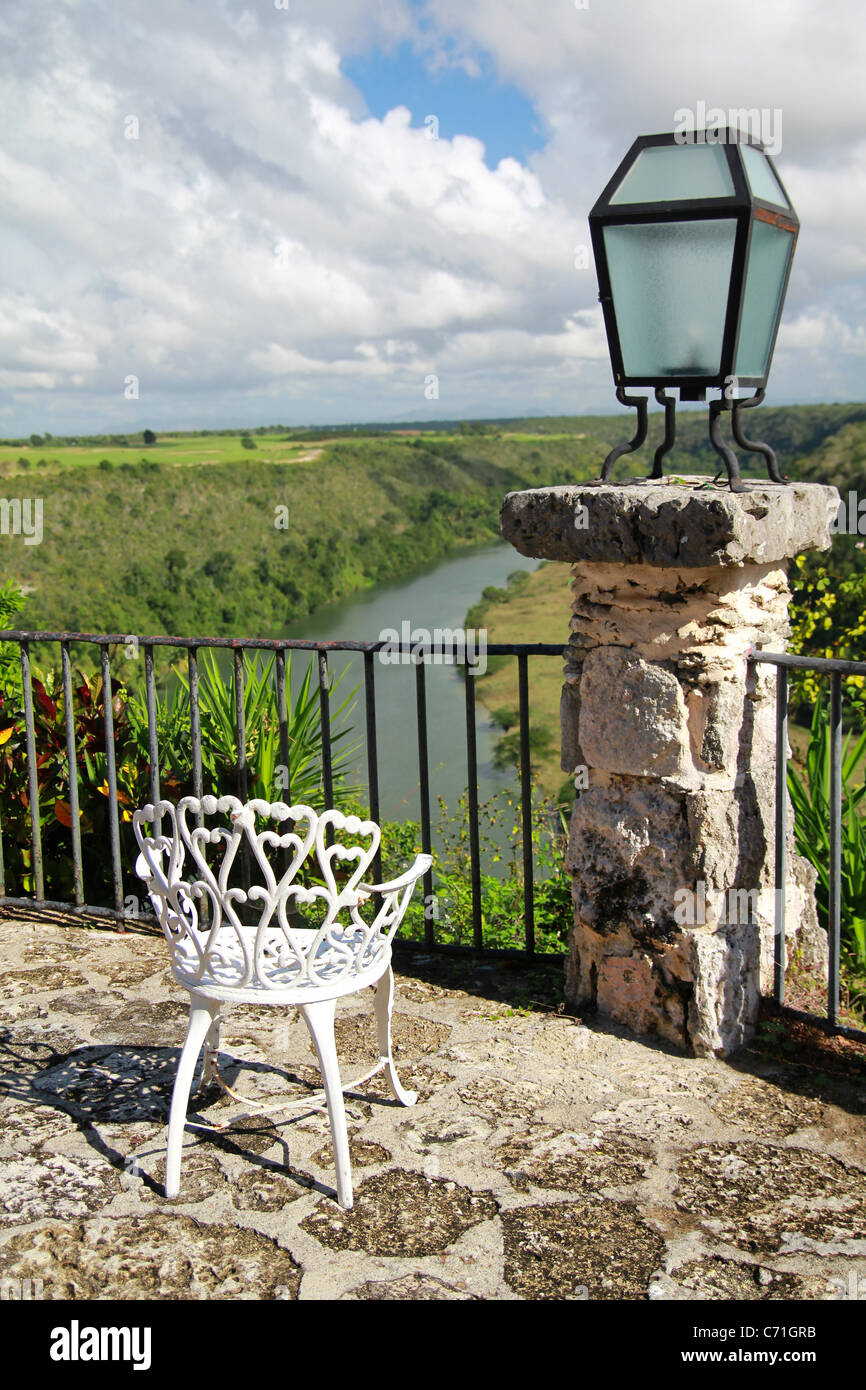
<box><xmin>415</xmin><ymin>655</ymin><xmax>434</xmax><ymax>946</ymax></box>
<box><xmin>774</xmin><ymin>665</ymin><xmax>787</xmax><ymax>1004</ymax></box>
<box><xmin>828</xmin><ymin>672</ymin><xmax>843</xmax><ymax>1026</ymax></box>
<box><xmin>144</xmin><ymin>643</ymin><xmax>161</xmax><ymax>838</ymax></box>
<box><xmin>364</xmin><ymin>650</ymin><xmax>382</xmax><ymax>883</ymax></box>
<box><xmin>464</xmin><ymin>666</ymin><xmax>482</xmax><ymax>951</ymax></box>
<box><xmin>100</xmin><ymin>646</ymin><xmax>124</xmax><ymax>921</ymax></box>
<box><xmin>518</xmin><ymin>653</ymin><xmax>535</xmax><ymax>956</ymax></box>
<box><xmin>234</xmin><ymin>649</ymin><xmax>250</xmax><ymax>895</ymax></box>
<box><xmin>187</xmin><ymin>647</ymin><xmax>207</xmax><ymax>922</ymax></box>
<box><xmin>61</xmin><ymin>641</ymin><xmax>84</xmax><ymax>907</ymax></box>
<box><xmin>275</xmin><ymin>649</ymin><xmax>290</xmax><ymax>802</ymax></box>
<box><xmin>234</xmin><ymin>649</ymin><xmax>248</xmax><ymax>802</ymax></box>
<box><xmin>318</xmin><ymin>651</ymin><xmax>334</xmax><ymax>846</ymax></box>
<box><xmin>20</xmin><ymin>640</ymin><xmax>44</xmax><ymax>901</ymax></box>
<box><xmin>188</xmin><ymin>648</ymin><xmax>204</xmax><ymax>812</ymax></box>
<box><xmin>275</xmin><ymin>648</ymin><xmax>290</xmax><ymax>875</ymax></box>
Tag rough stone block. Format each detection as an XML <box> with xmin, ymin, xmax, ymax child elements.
<box><xmin>597</xmin><ymin>952</ymin><xmax>688</xmax><ymax>1052</ymax></box>
<box><xmin>687</xmin><ymin>922</ymin><xmax>762</xmax><ymax>1058</ymax></box>
<box><xmin>579</xmin><ymin>647</ymin><xmax>689</xmax><ymax>780</ymax></box>
<box><xmin>501</xmin><ymin>479</ymin><xmax>839</xmax><ymax>569</ymax></box>
<box><xmin>567</xmin><ymin>782</ymin><xmax>694</xmax><ymax>950</ymax></box>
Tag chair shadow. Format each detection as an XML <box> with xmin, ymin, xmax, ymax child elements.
<box><xmin>0</xmin><ymin>1024</ymin><xmax>398</xmax><ymax>1203</ymax></box>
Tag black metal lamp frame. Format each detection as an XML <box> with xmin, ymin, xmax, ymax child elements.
<box><xmin>589</xmin><ymin>130</ymin><xmax>798</xmax><ymax>492</ymax></box>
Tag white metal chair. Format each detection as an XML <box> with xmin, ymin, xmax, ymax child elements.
<box><xmin>132</xmin><ymin>794</ymin><xmax>432</xmax><ymax>1209</ymax></box>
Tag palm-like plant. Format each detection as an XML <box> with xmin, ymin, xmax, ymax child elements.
<box><xmin>788</xmin><ymin>700</ymin><xmax>866</xmax><ymax>993</ymax></box>
<box><xmin>175</xmin><ymin>648</ymin><xmax>360</xmax><ymax>808</ymax></box>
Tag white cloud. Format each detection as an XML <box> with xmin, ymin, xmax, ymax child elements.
<box><xmin>779</xmin><ymin>309</ymin><xmax>866</xmax><ymax>357</ymax></box>
<box><xmin>0</xmin><ymin>0</ymin><xmax>863</xmax><ymax>433</ymax></box>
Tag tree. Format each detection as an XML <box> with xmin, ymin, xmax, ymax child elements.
<box><xmin>143</xmin><ymin>429</ymin><xmax>157</xmax><ymax>445</ymax></box>
<box><xmin>203</xmin><ymin>551</ymin><xmax>235</xmax><ymax>586</ymax></box>
<box><xmin>29</xmin><ymin>434</ymin><xmax>43</xmax><ymax>447</ymax></box>
<box><xmin>240</xmin><ymin>434</ymin><xmax>257</xmax><ymax>450</ymax></box>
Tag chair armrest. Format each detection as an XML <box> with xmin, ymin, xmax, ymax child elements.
<box><xmin>358</xmin><ymin>853</ymin><xmax>433</xmax><ymax>897</ymax></box>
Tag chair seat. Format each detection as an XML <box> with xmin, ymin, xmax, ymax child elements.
<box><xmin>170</xmin><ymin>923</ymin><xmax>391</xmax><ymax>1003</ymax></box>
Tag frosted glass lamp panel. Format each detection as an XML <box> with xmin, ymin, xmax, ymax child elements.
<box><xmin>610</xmin><ymin>144</ymin><xmax>734</xmax><ymax>204</ymax></box>
<box><xmin>741</xmin><ymin>144</ymin><xmax>789</xmax><ymax>207</ymax></box>
<box><xmin>734</xmin><ymin>220</ymin><xmax>794</xmax><ymax>378</ymax></box>
<box><xmin>603</xmin><ymin>219</ymin><xmax>738</xmax><ymax>377</ymax></box>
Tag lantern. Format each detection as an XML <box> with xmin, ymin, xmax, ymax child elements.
<box><xmin>589</xmin><ymin>130</ymin><xmax>798</xmax><ymax>490</ymax></box>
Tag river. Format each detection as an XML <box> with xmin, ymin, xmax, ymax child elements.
<box><xmin>281</xmin><ymin>543</ymin><xmax>542</xmax><ymax>834</ymax></box>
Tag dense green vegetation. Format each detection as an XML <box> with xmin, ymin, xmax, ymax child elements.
<box><xmin>1</xmin><ymin>429</ymin><xmax>601</xmax><ymax>638</ymax></box>
<box><xmin>6</xmin><ymin>401</ymin><xmax>866</xmax><ymax>641</ymax></box>
<box><xmin>392</xmin><ymin>789</ymin><xmax>571</xmax><ymax>954</ymax></box>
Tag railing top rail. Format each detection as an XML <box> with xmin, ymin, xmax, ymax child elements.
<box><xmin>9</xmin><ymin>632</ymin><xmax>861</xmax><ymax>670</ymax></box>
<box><xmin>0</xmin><ymin>629</ymin><xmax>565</xmax><ymax>656</ymax></box>
<box><xmin>748</xmin><ymin>647</ymin><xmax>866</xmax><ymax>677</ymax></box>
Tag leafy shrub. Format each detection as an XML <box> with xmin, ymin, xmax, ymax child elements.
<box><xmin>789</xmin><ymin>553</ymin><xmax>866</xmax><ymax>721</ymax></box>
<box><xmin>788</xmin><ymin>698</ymin><xmax>866</xmax><ymax>1013</ymax></box>
<box><xmin>393</xmin><ymin>789</ymin><xmax>571</xmax><ymax>954</ymax></box>
<box><xmin>170</xmin><ymin>648</ymin><xmax>360</xmax><ymax>808</ymax></box>
<box><xmin>0</xmin><ymin>659</ymin><xmax>133</xmax><ymax>900</ymax></box>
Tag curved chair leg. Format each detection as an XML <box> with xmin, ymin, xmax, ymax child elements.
<box><xmin>199</xmin><ymin>1007</ymin><xmax>223</xmax><ymax>1089</ymax></box>
<box><xmin>165</xmin><ymin>995</ymin><xmax>218</xmax><ymax>1200</ymax></box>
<box><xmin>300</xmin><ymin>999</ymin><xmax>353</xmax><ymax>1210</ymax></box>
<box><xmin>374</xmin><ymin>967</ymin><xmax>418</xmax><ymax>1107</ymax></box>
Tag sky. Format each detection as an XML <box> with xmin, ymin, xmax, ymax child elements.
<box><xmin>0</xmin><ymin>0</ymin><xmax>864</xmax><ymax>437</ymax></box>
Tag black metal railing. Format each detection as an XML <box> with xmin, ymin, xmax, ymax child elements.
<box><xmin>3</xmin><ymin>628</ymin><xmax>865</xmax><ymax>1030</ymax></box>
<box><xmin>749</xmin><ymin>647</ymin><xmax>866</xmax><ymax>1042</ymax></box>
<box><xmin>0</xmin><ymin>629</ymin><xmax>565</xmax><ymax>956</ymax></box>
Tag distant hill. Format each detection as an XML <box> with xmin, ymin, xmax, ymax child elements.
<box><xmin>0</xmin><ymin>430</ymin><xmax>600</xmax><ymax>637</ymax></box>
<box><xmin>2</xmin><ymin>403</ymin><xmax>863</xmax><ymax>639</ymax></box>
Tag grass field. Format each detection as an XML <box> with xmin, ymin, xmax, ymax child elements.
<box><xmin>468</xmin><ymin>562</ymin><xmax>574</xmax><ymax>801</ymax></box>
<box><xmin>0</xmin><ymin>428</ymin><xmax>583</xmax><ymax>479</ymax></box>
<box><xmin>0</xmin><ymin>433</ymin><xmax>330</xmax><ymax>478</ymax></box>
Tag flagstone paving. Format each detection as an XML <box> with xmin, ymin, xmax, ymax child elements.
<box><xmin>0</xmin><ymin>915</ymin><xmax>864</xmax><ymax>1301</ymax></box>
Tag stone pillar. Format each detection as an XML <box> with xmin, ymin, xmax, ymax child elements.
<box><xmin>501</xmin><ymin>478</ymin><xmax>839</xmax><ymax>1057</ymax></box>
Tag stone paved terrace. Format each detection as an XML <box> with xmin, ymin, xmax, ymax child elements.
<box><xmin>1</xmin><ymin>913</ymin><xmax>864</xmax><ymax>1301</ymax></box>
